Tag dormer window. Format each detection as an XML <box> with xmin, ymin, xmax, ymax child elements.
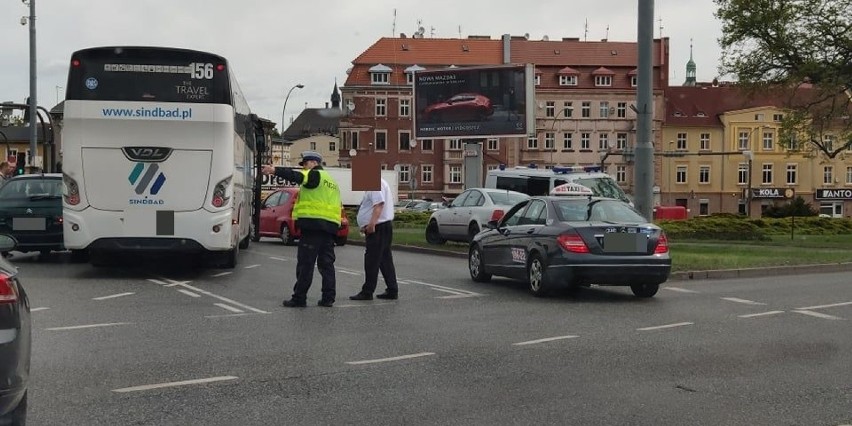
<box><xmin>630</xmin><ymin>76</ymin><xmax>638</xmax><ymax>87</ymax></box>
<box><xmin>404</xmin><ymin>64</ymin><xmax>425</xmax><ymax>86</ymax></box>
<box><xmin>595</xmin><ymin>75</ymin><xmax>612</xmax><ymax>87</ymax></box>
<box><xmin>535</xmin><ymin>75</ymin><xmax>541</xmax><ymax>86</ymax></box>
<box><xmin>559</xmin><ymin>75</ymin><xmax>577</xmax><ymax>86</ymax></box>
<box><xmin>369</xmin><ymin>63</ymin><xmax>392</xmax><ymax>85</ymax></box>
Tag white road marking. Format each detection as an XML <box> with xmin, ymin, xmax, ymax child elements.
<box><xmin>637</xmin><ymin>322</ymin><xmax>694</xmax><ymax>331</ymax></box>
<box><xmin>212</xmin><ymin>272</ymin><xmax>233</xmax><ymax>277</ymax></box>
<box><xmin>796</xmin><ymin>301</ymin><xmax>852</xmax><ymax>311</ymax></box>
<box><xmin>214</xmin><ymin>303</ymin><xmax>244</xmax><ymax>313</ymax></box>
<box><xmin>148</xmin><ymin>279</ymin><xmax>168</xmax><ymax>286</ymax></box>
<box><xmin>269</xmin><ymin>257</ymin><xmax>288</xmax><ymax>261</ymax></box>
<box><xmin>346</xmin><ymin>352</ymin><xmax>435</xmax><ymax>365</ymax></box>
<box><xmin>112</xmin><ymin>376</ymin><xmax>239</xmax><ymax>393</ymax></box>
<box><xmin>739</xmin><ymin>311</ymin><xmax>785</xmax><ymax>318</ymax></box>
<box><xmin>334</xmin><ymin>302</ymin><xmax>395</xmax><ymax>308</ymax></box>
<box><xmin>163</xmin><ymin>280</ymin><xmax>190</xmax><ymax>288</ymax></box>
<box><xmin>721</xmin><ymin>297</ymin><xmax>766</xmax><ymax>306</ymax></box>
<box><xmin>92</xmin><ymin>292</ymin><xmax>135</xmax><ymax>301</ymax></box>
<box><xmin>513</xmin><ymin>335</ymin><xmax>579</xmax><ymax>346</ymax></box>
<box><xmin>337</xmin><ymin>270</ymin><xmax>361</xmax><ymax>276</ymax></box>
<box><xmin>405</xmin><ymin>279</ymin><xmax>481</xmax><ymax>297</ymax></box>
<box><xmin>437</xmin><ymin>294</ymin><xmax>483</xmax><ymax>299</ymax></box>
<box><xmin>664</xmin><ymin>287</ymin><xmax>700</xmax><ymax>294</ymax></box>
<box><xmin>244</xmin><ymin>264</ymin><xmax>261</xmax><ymax>269</ymax></box>
<box><xmin>177</xmin><ymin>289</ymin><xmax>201</xmax><ymax>298</ymax></box>
<box><xmin>429</xmin><ymin>287</ymin><xmax>467</xmax><ymax>296</ymax></box>
<box><xmin>46</xmin><ymin>322</ymin><xmax>131</xmax><ymax>331</ymax></box>
<box><xmin>160</xmin><ymin>278</ymin><xmax>269</xmax><ymax>314</ymax></box>
<box><xmin>793</xmin><ymin>310</ymin><xmax>843</xmax><ymax>320</ymax></box>
<box><xmin>204</xmin><ymin>313</ymin><xmax>259</xmax><ymax>319</ymax></box>
<box><xmin>30</xmin><ymin>307</ymin><xmax>50</xmax><ymax>312</ymax></box>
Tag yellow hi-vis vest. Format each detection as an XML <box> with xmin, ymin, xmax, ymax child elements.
<box><xmin>292</xmin><ymin>169</ymin><xmax>342</xmax><ymax>226</ymax></box>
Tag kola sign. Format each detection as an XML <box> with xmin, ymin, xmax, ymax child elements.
<box><xmin>749</xmin><ymin>187</ymin><xmax>795</xmax><ymax>199</ymax></box>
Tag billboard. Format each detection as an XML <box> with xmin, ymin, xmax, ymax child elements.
<box><xmin>413</xmin><ymin>64</ymin><xmax>534</xmax><ymax>139</ymax></box>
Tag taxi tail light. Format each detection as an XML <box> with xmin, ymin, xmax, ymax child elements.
<box><xmin>654</xmin><ymin>232</ymin><xmax>669</xmax><ymax>254</ymax></box>
<box><xmin>0</xmin><ymin>274</ymin><xmax>17</xmax><ymax>304</ymax></box>
<box><xmin>63</xmin><ymin>174</ymin><xmax>80</xmax><ymax>206</ymax></box>
<box><xmin>211</xmin><ymin>176</ymin><xmax>232</xmax><ymax>208</ymax></box>
<box><xmin>557</xmin><ymin>233</ymin><xmax>590</xmax><ymax>254</ymax></box>
<box><xmin>490</xmin><ymin>209</ymin><xmax>505</xmax><ymax>222</ymax></box>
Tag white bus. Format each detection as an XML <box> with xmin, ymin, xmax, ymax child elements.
<box><xmin>61</xmin><ymin>46</ymin><xmax>263</xmax><ymax>268</ymax></box>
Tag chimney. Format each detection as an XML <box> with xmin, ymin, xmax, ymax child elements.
<box><xmin>502</xmin><ymin>33</ymin><xmax>511</xmax><ymax>64</ymax></box>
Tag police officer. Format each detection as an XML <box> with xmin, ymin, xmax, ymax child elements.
<box><xmin>261</xmin><ymin>151</ymin><xmax>341</xmax><ymax>308</ymax></box>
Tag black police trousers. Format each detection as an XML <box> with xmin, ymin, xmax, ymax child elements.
<box><xmin>291</xmin><ymin>229</ymin><xmax>336</xmax><ymax>303</ymax></box>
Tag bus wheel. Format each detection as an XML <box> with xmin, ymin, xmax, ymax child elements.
<box><xmin>70</xmin><ymin>249</ymin><xmax>89</xmax><ymax>263</ymax></box>
<box><xmin>220</xmin><ymin>245</ymin><xmax>238</xmax><ymax>269</ymax></box>
<box><xmin>239</xmin><ymin>233</ymin><xmax>251</xmax><ymax>249</ymax></box>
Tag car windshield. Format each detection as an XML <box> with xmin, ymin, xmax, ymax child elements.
<box><xmin>0</xmin><ymin>178</ymin><xmax>63</xmax><ymax>200</ymax></box>
<box><xmin>553</xmin><ymin>199</ymin><xmax>646</xmax><ymax>223</ymax></box>
<box><xmin>487</xmin><ymin>191</ymin><xmax>529</xmax><ymax>206</ymax></box>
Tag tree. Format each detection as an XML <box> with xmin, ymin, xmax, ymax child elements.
<box><xmin>715</xmin><ymin>0</ymin><xmax>852</xmax><ymax>158</ymax></box>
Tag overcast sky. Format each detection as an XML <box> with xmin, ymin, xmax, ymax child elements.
<box><xmin>0</xmin><ymin>0</ymin><xmax>723</xmax><ymax>132</ymax></box>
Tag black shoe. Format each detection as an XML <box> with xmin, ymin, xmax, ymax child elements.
<box><xmin>282</xmin><ymin>299</ymin><xmax>307</xmax><ymax>308</ymax></box>
<box><xmin>376</xmin><ymin>292</ymin><xmax>398</xmax><ymax>300</ymax></box>
<box><xmin>318</xmin><ymin>299</ymin><xmax>334</xmax><ymax>307</ymax></box>
<box><xmin>349</xmin><ymin>292</ymin><xmax>373</xmax><ymax>301</ymax></box>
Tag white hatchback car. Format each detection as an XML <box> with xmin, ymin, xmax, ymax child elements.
<box><xmin>425</xmin><ymin>188</ymin><xmax>529</xmax><ymax>244</ymax></box>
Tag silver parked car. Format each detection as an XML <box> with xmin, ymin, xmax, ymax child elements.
<box><xmin>425</xmin><ymin>188</ymin><xmax>529</xmax><ymax>244</ymax></box>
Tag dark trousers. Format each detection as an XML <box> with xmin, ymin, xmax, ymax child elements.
<box><xmin>292</xmin><ymin>229</ymin><xmax>336</xmax><ymax>303</ymax></box>
<box><xmin>360</xmin><ymin>221</ymin><xmax>398</xmax><ymax>295</ymax></box>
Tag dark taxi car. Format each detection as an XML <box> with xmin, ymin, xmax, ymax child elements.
<box><xmin>258</xmin><ymin>187</ymin><xmax>349</xmax><ymax>246</ymax></box>
<box><xmin>0</xmin><ymin>174</ymin><xmax>64</xmax><ymax>256</ymax></box>
<box><xmin>0</xmin><ymin>235</ymin><xmax>30</xmax><ymax>425</ymax></box>
<box><xmin>468</xmin><ymin>183</ymin><xmax>671</xmax><ymax>298</ymax></box>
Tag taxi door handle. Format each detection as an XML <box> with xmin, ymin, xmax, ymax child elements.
<box><xmin>526</xmin><ymin>228</ymin><xmax>535</xmax><ymax>234</ymax></box>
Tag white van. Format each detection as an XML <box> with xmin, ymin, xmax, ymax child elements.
<box><xmin>484</xmin><ymin>165</ymin><xmax>632</xmax><ymax>204</ymax></box>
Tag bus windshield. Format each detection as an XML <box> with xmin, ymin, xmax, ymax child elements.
<box><xmin>66</xmin><ymin>47</ymin><xmax>230</xmax><ymax>104</ymax></box>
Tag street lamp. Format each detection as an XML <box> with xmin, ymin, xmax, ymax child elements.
<box><xmin>281</xmin><ymin>84</ymin><xmax>304</xmax><ymax>134</ymax></box>
<box><xmin>743</xmin><ymin>149</ymin><xmax>754</xmax><ymax>216</ymax></box>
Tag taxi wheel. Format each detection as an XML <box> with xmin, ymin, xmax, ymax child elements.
<box><xmin>468</xmin><ymin>244</ymin><xmax>491</xmax><ymax>282</ymax></box>
<box><xmin>527</xmin><ymin>254</ymin><xmax>551</xmax><ymax>297</ymax></box>
<box><xmin>425</xmin><ymin>220</ymin><xmax>446</xmax><ymax>245</ymax></box>
<box><xmin>630</xmin><ymin>283</ymin><xmax>659</xmax><ymax>298</ymax></box>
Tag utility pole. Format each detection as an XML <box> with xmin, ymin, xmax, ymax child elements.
<box><xmin>27</xmin><ymin>0</ymin><xmax>38</xmax><ymax>170</ymax></box>
<box><xmin>633</xmin><ymin>0</ymin><xmax>655</xmax><ymax>220</ymax></box>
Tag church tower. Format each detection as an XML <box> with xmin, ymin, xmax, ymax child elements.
<box><xmin>684</xmin><ymin>39</ymin><xmax>697</xmax><ymax>86</ymax></box>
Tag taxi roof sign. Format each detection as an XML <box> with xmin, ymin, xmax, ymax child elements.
<box><xmin>550</xmin><ymin>183</ymin><xmax>594</xmax><ymax>196</ymax></box>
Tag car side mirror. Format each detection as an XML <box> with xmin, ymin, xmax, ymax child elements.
<box><xmin>485</xmin><ymin>220</ymin><xmax>498</xmax><ymax>230</ymax></box>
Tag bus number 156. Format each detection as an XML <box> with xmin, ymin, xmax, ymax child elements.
<box><xmin>190</xmin><ymin>63</ymin><xmax>214</xmax><ymax>80</ymax></box>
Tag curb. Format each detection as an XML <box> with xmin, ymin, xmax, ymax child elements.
<box><xmin>349</xmin><ymin>240</ymin><xmax>852</xmax><ymax>282</ymax></box>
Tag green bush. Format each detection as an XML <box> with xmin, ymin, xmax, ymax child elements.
<box><xmin>658</xmin><ymin>215</ymin><xmax>852</xmax><ymax>240</ymax></box>
<box><xmin>762</xmin><ymin>196</ymin><xmax>818</xmax><ymax>218</ymax></box>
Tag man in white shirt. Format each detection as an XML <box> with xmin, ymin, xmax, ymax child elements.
<box><xmin>349</xmin><ymin>177</ymin><xmax>399</xmax><ymax>300</ymax></box>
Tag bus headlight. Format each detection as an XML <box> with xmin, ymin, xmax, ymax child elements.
<box><xmin>211</xmin><ymin>176</ymin><xmax>231</xmax><ymax>208</ymax></box>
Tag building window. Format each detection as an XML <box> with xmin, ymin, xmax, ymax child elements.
<box><xmin>563</xmin><ymin>133</ymin><xmax>573</xmax><ymax>150</ymax></box>
<box><xmin>699</xmin><ymin>199</ymin><xmax>710</xmax><ymax>216</ymax></box>
<box><xmin>699</xmin><ymin>165</ymin><xmax>710</xmax><ymax>184</ymax></box>
<box><xmin>487</xmin><ymin>164</ymin><xmax>499</xmax><ymax>171</ymax></box>
<box><xmin>630</xmin><ymin>76</ymin><xmax>638</xmax><ymax>87</ymax></box>
<box><xmin>738</xmin><ymin>131</ymin><xmax>750</xmax><ymax>150</ymax></box>
<box><xmin>545</xmin><ymin>101</ymin><xmax>555</xmax><ymax>118</ymax></box>
<box><xmin>527</xmin><ymin>136</ymin><xmax>538</xmax><ymax>149</ymax></box>
<box><xmin>399</xmin><ymin>131</ymin><xmax>411</xmax><ymax>151</ymax></box>
<box><xmin>351</xmin><ymin>131</ymin><xmax>359</xmax><ymax>150</ymax></box>
<box><xmin>786</xmin><ymin>164</ymin><xmax>797</xmax><ymax>185</ymax></box>
<box><xmin>487</xmin><ymin>138</ymin><xmax>499</xmax><ymax>151</ymax></box>
<box><xmin>676</xmin><ymin>166</ymin><xmax>687</xmax><ymax>184</ymax></box>
<box><xmin>594</xmin><ymin>75</ymin><xmax>612</xmax><ymax>86</ymax></box>
<box><xmin>559</xmin><ymin>75</ymin><xmax>577</xmax><ymax>86</ymax></box>
<box><xmin>371</xmin><ymin>72</ymin><xmax>390</xmax><ymax>85</ymax></box>
<box><xmin>535</xmin><ymin>75</ymin><xmax>541</xmax><ymax>86</ymax></box>
<box><xmin>329</xmin><ymin>141</ymin><xmax>336</xmax><ymax>151</ymax></box>
<box><xmin>421</xmin><ymin>165</ymin><xmax>433</xmax><ymax>183</ymax></box>
<box><xmin>341</xmin><ymin>132</ymin><xmax>348</xmax><ymax>150</ymax></box>
<box><xmin>773</xmin><ymin>113</ymin><xmax>783</xmax><ymax>122</ymax></box>
<box><xmin>398</xmin><ymin>165</ymin><xmax>410</xmax><ymax>183</ymax></box>
<box><xmin>824</xmin><ymin>135</ymin><xmax>835</xmax><ymax>151</ymax></box>
<box><xmin>581</xmin><ymin>102</ymin><xmax>591</xmax><ymax>118</ymax></box>
<box><xmin>310</xmin><ymin>142</ymin><xmax>317</xmax><ymax>150</ymax></box>
<box><xmin>449</xmin><ymin>166</ymin><xmax>462</xmax><ymax>183</ymax></box>
<box><xmin>762</xmin><ymin>131</ymin><xmax>774</xmax><ymax>151</ymax></box>
<box><xmin>598</xmin><ymin>133</ymin><xmax>609</xmax><ymax>150</ymax></box>
<box><xmin>375</xmin><ymin>130</ymin><xmax>387</xmax><ymax>151</ymax></box>
<box><xmin>448</xmin><ymin>139</ymin><xmax>462</xmax><ymax>150</ymax></box>
<box><xmin>375</xmin><ymin>98</ymin><xmax>387</xmax><ymax>116</ymax></box>
<box><xmin>406</xmin><ymin>73</ymin><xmax>414</xmax><ymax>84</ymax></box>
<box><xmin>580</xmin><ymin>133</ymin><xmax>591</xmax><ymax>150</ymax></box>
<box><xmin>616</xmin><ymin>102</ymin><xmax>627</xmax><ymax>118</ymax></box>
<box><xmin>616</xmin><ymin>165</ymin><xmax>626</xmax><ymax>183</ymax></box>
<box><xmin>544</xmin><ymin>132</ymin><xmax>555</xmax><ymax>149</ymax></box>
<box><xmin>616</xmin><ymin>133</ymin><xmax>628</xmax><ymax>150</ymax></box>
<box><xmin>399</xmin><ymin>98</ymin><xmax>410</xmax><ymax>117</ymax></box>
<box><xmin>563</xmin><ymin>101</ymin><xmax>573</xmax><ymax>117</ymax></box>
<box><xmin>738</xmin><ymin>163</ymin><xmax>748</xmax><ymax>185</ymax></box>
<box><xmin>700</xmin><ymin>133</ymin><xmax>711</xmax><ymax>151</ymax></box>
<box><xmin>677</xmin><ymin>133</ymin><xmax>688</xmax><ymax>151</ymax></box>
<box><xmin>599</xmin><ymin>101</ymin><xmax>610</xmax><ymax>118</ymax></box>
<box><xmin>847</xmin><ymin>166</ymin><xmax>852</xmax><ymax>184</ymax></box>
<box><xmin>754</xmin><ymin>113</ymin><xmax>764</xmax><ymax>121</ymax></box>
<box><xmin>421</xmin><ymin>139</ymin><xmax>433</xmax><ymax>151</ymax></box>
<box><xmin>824</xmin><ymin>166</ymin><xmax>833</xmax><ymax>184</ymax></box>
<box><xmin>762</xmin><ymin>163</ymin><xmax>773</xmax><ymax>184</ymax></box>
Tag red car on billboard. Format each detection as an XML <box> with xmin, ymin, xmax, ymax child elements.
<box><xmin>423</xmin><ymin>93</ymin><xmax>494</xmax><ymax>122</ymax></box>
<box><xmin>258</xmin><ymin>187</ymin><xmax>349</xmax><ymax>246</ymax></box>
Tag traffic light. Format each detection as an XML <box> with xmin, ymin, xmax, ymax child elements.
<box><xmin>15</xmin><ymin>163</ymin><xmax>24</xmax><ymax>176</ymax></box>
